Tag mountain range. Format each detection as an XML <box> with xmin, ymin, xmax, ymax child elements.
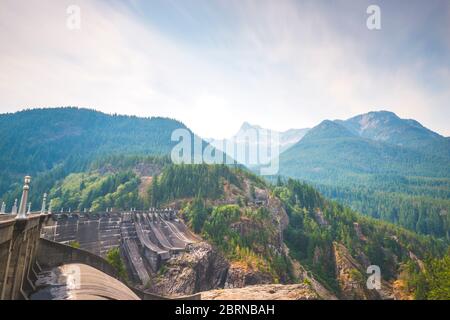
<box><xmin>208</xmin><ymin>110</ymin><xmax>449</xmax><ymax>238</ymax></box>
<box><xmin>280</xmin><ymin>111</ymin><xmax>450</xmax><ymax>180</ymax></box>
<box><xmin>0</xmin><ymin>107</ymin><xmax>448</xmax><ymax>299</ymax></box>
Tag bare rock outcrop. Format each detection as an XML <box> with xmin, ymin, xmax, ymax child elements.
<box><xmin>147</xmin><ymin>242</ymin><xmax>229</xmax><ymax>297</ymax></box>
<box><xmin>224</xmin><ymin>262</ymin><xmax>273</xmax><ymax>289</ymax></box>
<box><xmin>333</xmin><ymin>242</ymin><xmax>380</xmax><ymax>300</ymax></box>
<box><xmin>201</xmin><ymin>283</ymin><xmax>320</xmax><ymax>300</ymax></box>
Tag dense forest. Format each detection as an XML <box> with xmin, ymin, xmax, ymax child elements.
<box><xmin>276</xmin><ymin>178</ymin><xmax>446</xmax><ymax>292</ymax></box>
<box><xmin>315</xmin><ymin>182</ymin><xmax>450</xmax><ymax>239</ymax></box>
<box><xmin>48</xmin><ymin>171</ymin><xmax>142</xmax><ymax>212</ymax></box>
<box><xmin>149</xmin><ymin>164</ymin><xmax>241</xmax><ymax>206</ymax></box>
<box><xmin>0</xmin><ymin>107</ymin><xmax>190</xmax><ymax>197</ymax></box>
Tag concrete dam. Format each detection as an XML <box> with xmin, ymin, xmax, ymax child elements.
<box><xmin>41</xmin><ymin>209</ymin><xmax>200</xmax><ymax>286</ymax></box>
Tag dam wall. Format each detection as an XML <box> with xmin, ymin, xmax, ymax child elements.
<box><xmin>0</xmin><ymin>213</ymin><xmax>50</xmax><ymax>300</ymax></box>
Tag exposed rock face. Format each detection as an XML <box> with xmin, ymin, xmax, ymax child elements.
<box><xmin>224</xmin><ymin>262</ymin><xmax>273</xmax><ymax>289</ymax></box>
<box><xmin>267</xmin><ymin>195</ymin><xmax>289</xmax><ymax>250</ymax></box>
<box><xmin>147</xmin><ymin>242</ymin><xmax>229</xmax><ymax>297</ymax></box>
<box><xmin>146</xmin><ymin>243</ymin><xmax>279</xmax><ymax>297</ymax></box>
<box><xmin>286</xmin><ymin>244</ymin><xmax>338</xmax><ymax>300</ymax></box>
<box><xmin>201</xmin><ymin>284</ymin><xmax>320</xmax><ymax>300</ymax></box>
<box><xmin>332</xmin><ymin>242</ymin><xmax>380</xmax><ymax>300</ymax></box>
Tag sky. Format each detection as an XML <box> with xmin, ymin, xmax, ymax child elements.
<box><xmin>0</xmin><ymin>0</ymin><xmax>449</xmax><ymax>138</ymax></box>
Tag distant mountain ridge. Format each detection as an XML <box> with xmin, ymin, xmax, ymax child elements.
<box><xmin>209</xmin><ymin>122</ymin><xmax>309</xmax><ymax>166</ymax></box>
<box><xmin>277</xmin><ymin>110</ymin><xmax>450</xmax><ymax>238</ymax></box>
<box><xmin>236</xmin><ymin>122</ymin><xmax>310</xmax><ymax>150</ymax></box>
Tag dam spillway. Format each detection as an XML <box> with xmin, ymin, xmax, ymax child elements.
<box><xmin>40</xmin><ymin>209</ymin><xmax>199</xmax><ymax>285</ymax></box>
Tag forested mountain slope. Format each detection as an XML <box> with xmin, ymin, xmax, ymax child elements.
<box><xmin>0</xmin><ymin>107</ymin><xmax>205</xmax><ymax>200</ymax></box>
<box><xmin>278</xmin><ymin>112</ymin><xmax>450</xmax><ymax>238</ymax></box>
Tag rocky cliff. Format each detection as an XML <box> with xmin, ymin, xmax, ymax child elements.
<box><xmin>333</xmin><ymin>242</ymin><xmax>381</xmax><ymax>300</ymax></box>
<box><xmin>201</xmin><ymin>283</ymin><xmax>320</xmax><ymax>300</ymax></box>
<box><xmin>145</xmin><ymin>242</ymin><xmax>229</xmax><ymax>297</ymax></box>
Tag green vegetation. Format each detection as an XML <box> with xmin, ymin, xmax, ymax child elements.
<box><xmin>43</xmin><ymin>160</ymin><xmax>448</xmax><ymax>297</ymax></box>
<box><xmin>149</xmin><ymin>163</ymin><xmax>240</xmax><ymax>206</ymax></box>
<box><xmin>0</xmin><ymin>107</ymin><xmax>189</xmax><ymax>204</ymax></box>
<box><xmin>401</xmin><ymin>250</ymin><xmax>450</xmax><ymax>300</ymax></box>
<box><xmin>277</xmin><ymin>178</ymin><xmax>447</xmax><ymax>291</ymax></box>
<box><xmin>106</xmin><ymin>248</ymin><xmax>128</xmax><ymax>282</ymax></box>
<box><xmin>153</xmin><ymin>165</ymin><xmax>290</xmax><ymax>281</ymax></box>
<box><xmin>1</xmin><ymin>154</ymin><xmax>170</xmax><ymax>213</ymax></box>
<box><xmin>421</xmin><ymin>252</ymin><xmax>450</xmax><ymax>299</ymax></box>
<box><xmin>48</xmin><ymin>171</ymin><xmax>141</xmax><ymax>212</ymax></box>
<box><xmin>315</xmin><ymin>181</ymin><xmax>450</xmax><ymax>239</ymax></box>
<box><xmin>184</xmin><ymin>197</ymin><xmax>209</xmax><ymax>233</ymax></box>
<box><xmin>68</xmin><ymin>241</ymin><xmax>80</xmax><ymax>249</ymax></box>
<box><xmin>278</xmin><ymin>116</ymin><xmax>450</xmax><ymax>239</ymax></box>
<box><xmin>187</xmin><ymin>203</ymin><xmax>289</xmax><ymax>281</ymax></box>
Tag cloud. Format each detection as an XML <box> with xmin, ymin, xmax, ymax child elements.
<box><xmin>0</xmin><ymin>0</ymin><xmax>448</xmax><ymax>137</ymax></box>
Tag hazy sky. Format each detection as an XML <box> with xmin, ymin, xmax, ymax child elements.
<box><xmin>0</xmin><ymin>0</ymin><xmax>449</xmax><ymax>138</ymax></box>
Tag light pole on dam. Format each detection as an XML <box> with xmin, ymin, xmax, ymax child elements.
<box><xmin>16</xmin><ymin>176</ymin><xmax>31</xmax><ymax>220</ymax></box>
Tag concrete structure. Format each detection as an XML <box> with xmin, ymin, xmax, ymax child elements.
<box><xmin>16</xmin><ymin>176</ymin><xmax>31</xmax><ymax>220</ymax></box>
<box><xmin>40</xmin><ymin>193</ymin><xmax>47</xmax><ymax>214</ymax></box>
<box><xmin>11</xmin><ymin>199</ymin><xmax>18</xmax><ymax>214</ymax></box>
<box><xmin>0</xmin><ymin>212</ymin><xmax>49</xmax><ymax>299</ymax></box>
<box><xmin>43</xmin><ymin>208</ymin><xmax>199</xmax><ymax>268</ymax></box>
<box><xmin>0</xmin><ymin>175</ymin><xmax>46</xmax><ymax>299</ymax></box>
<box><xmin>31</xmin><ymin>263</ymin><xmax>140</xmax><ymax>300</ymax></box>
<box><xmin>41</xmin><ymin>209</ymin><xmax>200</xmax><ymax>279</ymax></box>
<box><xmin>0</xmin><ymin>177</ymin><xmax>200</xmax><ymax>300</ymax></box>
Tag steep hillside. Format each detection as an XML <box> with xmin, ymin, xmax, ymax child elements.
<box><xmin>22</xmin><ymin>158</ymin><xmax>448</xmax><ymax>299</ymax></box>
<box><xmin>276</xmin><ymin>178</ymin><xmax>447</xmax><ymax>299</ymax></box>
<box><xmin>0</xmin><ymin>107</ymin><xmax>197</xmax><ymax>197</ymax></box>
<box><xmin>149</xmin><ymin>164</ymin><xmax>293</xmax><ymax>290</ymax></box>
<box><xmin>144</xmin><ymin>164</ymin><xmax>448</xmax><ymax>299</ymax></box>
